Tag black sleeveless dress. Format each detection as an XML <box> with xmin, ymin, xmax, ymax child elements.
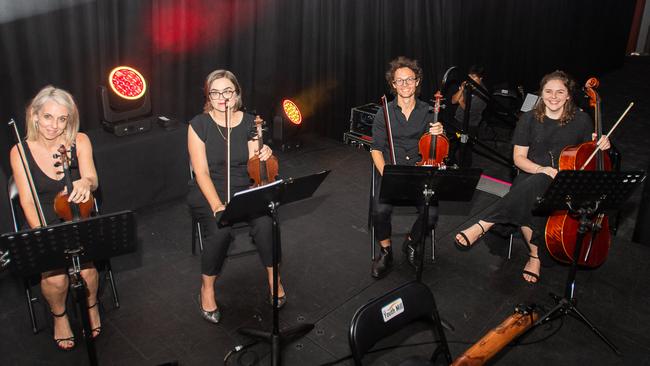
<box><xmin>22</xmin><ymin>142</ymin><xmax>81</xmax><ymax>226</ymax></box>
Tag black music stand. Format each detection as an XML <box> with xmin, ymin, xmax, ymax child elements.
<box><xmin>0</xmin><ymin>210</ymin><xmax>137</xmax><ymax>366</ymax></box>
<box><xmin>219</xmin><ymin>170</ymin><xmax>330</xmax><ymax>366</ymax></box>
<box><xmin>379</xmin><ymin>165</ymin><xmax>482</xmax><ymax>281</ymax></box>
<box><xmin>533</xmin><ymin>170</ymin><xmax>646</xmax><ymax>355</ymax></box>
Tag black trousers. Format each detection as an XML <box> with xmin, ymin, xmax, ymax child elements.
<box><xmin>188</xmin><ymin>185</ymin><xmax>278</xmax><ymax>276</ymax></box>
<box><xmin>372</xmin><ymin>172</ymin><xmax>438</xmax><ymax>244</ymax></box>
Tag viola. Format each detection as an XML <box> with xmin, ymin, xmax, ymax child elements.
<box><xmin>416</xmin><ymin>91</ymin><xmax>449</xmax><ymax>167</ymax></box>
<box><xmin>247</xmin><ymin>115</ymin><xmax>279</xmax><ymax>187</ymax></box>
<box><xmin>545</xmin><ymin>78</ymin><xmax>611</xmax><ymax>267</ymax></box>
<box><xmin>53</xmin><ymin>144</ymin><xmax>94</xmax><ymax>221</ymax></box>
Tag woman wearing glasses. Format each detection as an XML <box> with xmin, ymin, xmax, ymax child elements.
<box><xmin>369</xmin><ymin>56</ymin><xmax>445</xmax><ymax>278</ymax></box>
<box><xmin>187</xmin><ymin>69</ymin><xmax>283</xmax><ymax>324</ymax></box>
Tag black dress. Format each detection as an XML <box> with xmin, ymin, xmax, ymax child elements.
<box><xmin>22</xmin><ymin>142</ymin><xmax>81</xmax><ymax>226</ymax></box>
<box><xmin>187</xmin><ymin>112</ymin><xmax>275</xmax><ymax>276</ymax></box>
<box><xmin>483</xmin><ymin>110</ymin><xmax>593</xmax><ymax>261</ymax></box>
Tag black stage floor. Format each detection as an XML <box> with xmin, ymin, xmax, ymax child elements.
<box><xmin>1</xmin><ymin>58</ymin><xmax>650</xmax><ymax>365</ymax></box>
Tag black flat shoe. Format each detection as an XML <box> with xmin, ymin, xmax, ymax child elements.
<box><xmin>402</xmin><ymin>236</ymin><xmax>419</xmax><ymax>270</ymax></box>
<box><xmin>371</xmin><ymin>246</ymin><xmax>393</xmax><ymax>279</ymax></box>
<box><xmin>268</xmin><ymin>294</ymin><xmax>287</xmax><ymax>309</ymax></box>
<box><xmin>198</xmin><ymin>294</ymin><xmax>221</xmax><ymax>324</ymax></box>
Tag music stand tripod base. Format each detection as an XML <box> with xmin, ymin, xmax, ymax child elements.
<box><xmin>219</xmin><ymin>171</ymin><xmax>330</xmax><ymax>366</ymax></box>
<box><xmin>533</xmin><ymin>170</ymin><xmax>645</xmax><ymax>356</ymax></box>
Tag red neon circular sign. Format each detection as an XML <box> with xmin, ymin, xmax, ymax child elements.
<box><xmin>108</xmin><ymin>66</ymin><xmax>147</xmax><ymax>100</ymax></box>
<box><xmin>282</xmin><ymin>99</ymin><xmax>302</xmax><ymax>125</ymax></box>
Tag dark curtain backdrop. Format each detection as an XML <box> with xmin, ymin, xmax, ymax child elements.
<box><xmin>0</xmin><ymin>0</ymin><xmax>636</xmax><ymax>232</ymax></box>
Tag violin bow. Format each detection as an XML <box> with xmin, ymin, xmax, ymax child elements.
<box><xmin>580</xmin><ymin>102</ymin><xmax>634</xmax><ymax>170</ymax></box>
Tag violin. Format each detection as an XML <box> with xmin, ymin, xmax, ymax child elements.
<box><xmin>247</xmin><ymin>115</ymin><xmax>279</xmax><ymax>187</ymax></box>
<box><xmin>53</xmin><ymin>144</ymin><xmax>94</xmax><ymax>221</ymax></box>
<box><xmin>545</xmin><ymin>78</ymin><xmax>611</xmax><ymax>267</ymax></box>
<box><xmin>416</xmin><ymin>91</ymin><xmax>449</xmax><ymax>167</ymax></box>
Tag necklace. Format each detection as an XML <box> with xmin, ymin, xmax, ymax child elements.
<box><xmin>210</xmin><ymin>111</ymin><xmax>231</xmax><ymax>141</ymax></box>
<box><xmin>216</xmin><ymin>123</ymin><xmax>230</xmax><ymax>140</ymax></box>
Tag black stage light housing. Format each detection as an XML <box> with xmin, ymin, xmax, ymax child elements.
<box><xmin>272</xmin><ymin>98</ymin><xmax>303</xmax><ymax>151</ymax></box>
<box><xmin>98</xmin><ymin>66</ymin><xmax>153</xmax><ymax>136</ymax></box>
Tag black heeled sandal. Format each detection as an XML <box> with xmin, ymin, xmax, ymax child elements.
<box><xmin>51</xmin><ymin>309</ymin><xmax>76</xmax><ymax>351</ymax></box>
<box><xmin>87</xmin><ymin>302</ymin><xmax>102</xmax><ymax>338</ymax></box>
<box><xmin>454</xmin><ymin>222</ymin><xmax>486</xmax><ymax>251</ymax></box>
<box><xmin>522</xmin><ymin>254</ymin><xmax>540</xmax><ymax>284</ymax></box>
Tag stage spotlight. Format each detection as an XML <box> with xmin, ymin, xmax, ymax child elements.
<box><xmin>98</xmin><ymin>66</ymin><xmax>153</xmax><ymax>136</ymax></box>
<box><xmin>272</xmin><ymin>98</ymin><xmax>303</xmax><ymax>151</ymax></box>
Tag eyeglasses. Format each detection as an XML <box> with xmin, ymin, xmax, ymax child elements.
<box><xmin>393</xmin><ymin>77</ymin><xmax>418</xmax><ymax>86</ymax></box>
<box><xmin>208</xmin><ymin>89</ymin><xmax>236</xmax><ymax>100</ymax></box>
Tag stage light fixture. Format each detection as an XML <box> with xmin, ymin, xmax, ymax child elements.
<box><xmin>98</xmin><ymin>65</ymin><xmax>153</xmax><ymax>136</ymax></box>
<box><xmin>273</xmin><ymin>98</ymin><xmax>303</xmax><ymax>151</ymax></box>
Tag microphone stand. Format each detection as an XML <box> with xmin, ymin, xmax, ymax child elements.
<box><xmin>225</xmin><ymin>100</ymin><xmax>231</xmax><ymax>202</ymax></box>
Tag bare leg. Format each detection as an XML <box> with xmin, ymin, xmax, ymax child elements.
<box><xmin>201</xmin><ymin>274</ymin><xmax>218</xmax><ymax>311</ymax></box>
<box><xmin>266</xmin><ymin>267</ymin><xmax>285</xmax><ymax>298</ymax></box>
<box><xmin>80</xmin><ymin>267</ymin><xmax>100</xmax><ymax>336</ymax></box>
<box><xmin>455</xmin><ymin>220</ymin><xmax>495</xmax><ymax>247</ymax></box>
<box><xmin>41</xmin><ymin>272</ymin><xmax>73</xmax><ymax>349</ymax></box>
<box><xmin>520</xmin><ymin>226</ymin><xmax>541</xmax><ymax>283</ymax></box>
<box><xmin>379</xmin><ymin>238</ymin><xmax>391</xmax><ymax>249</ymax></box>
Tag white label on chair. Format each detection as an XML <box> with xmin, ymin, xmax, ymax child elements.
<box><xmin>381</xmin><ymin>298</ymin><xmax>404</xmax><ymax>322</ymax></box>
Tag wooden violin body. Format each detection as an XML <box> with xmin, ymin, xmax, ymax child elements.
<box><xmin>416</xmin><ymin>91</ymin><xmax>449</xmax><ymax>167</ymax></box>
<box><xmin>53</xmin><ymin>144</ymin><xmax>94</xmax><ymax>221</ymax></box>
<box><xmin>247</xmin><ymin>115</ymin><xmax>279</xmax><ymax>187</ymax></box>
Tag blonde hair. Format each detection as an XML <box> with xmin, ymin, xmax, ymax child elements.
<box><xmin>26</xmin><ymin>85</ymin><xmax>79</xmax><ymax>145</ymax></box>
<box><xmin>203</xmin><ymin>69</ymin><xmax>243</xmax><ymax>113</ymax></box>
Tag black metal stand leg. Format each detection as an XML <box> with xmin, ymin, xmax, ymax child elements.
<box><xmin>534</xmin><ymin>217</ymin><xmax>621</xmax><ymax>356</ymax></box>
<box><xmin>238</xmin><ymin>204</ymin><xmax>314</xmax><ymax>366</ymax></box>
<box><xmin>70</xmin><ymin>270</ymin><xmax>98</xmax><ymax>366</ymax></box>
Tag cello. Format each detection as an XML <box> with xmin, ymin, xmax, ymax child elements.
<box><xmin>247</xmin><ymin>115</ymin><xmax>279</xmax><ymax>187</ymax></box>
<box><xmin>544</xmin><ymin>78</ymin><xmax>611</xmax><ymax>267</ymax></box>
<box><xmin>416</xmin><ymin>91</ymin><xmax>449</xmax><ymax>167</ymax></box>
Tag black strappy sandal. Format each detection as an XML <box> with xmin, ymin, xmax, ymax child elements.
<box><xmin>454</xmin><ymin>222</ymin><xmax>486</xmax><ymax>251</ymax></box>
<box><xmin>51</xmin><ymin>309</ymin><xmax>75</xmax><ymax>351</ymax></box>
<box><xmin>87</xmin><ymin>302</ymin><xmax>102</xmax><ymax>338</ymax></box>
<box><xmin>522</xmin><ymin>254</ymin><xmax>540</xmax><ymax>284</ymax></box>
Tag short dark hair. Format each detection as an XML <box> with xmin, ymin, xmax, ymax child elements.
<box><xmin>468</xmin><ymin>65</ymin><xmax>485</xmax><ymax>78</ymax></box>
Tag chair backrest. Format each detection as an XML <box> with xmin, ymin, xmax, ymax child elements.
<box><xmin>349</xmin><ymin>281</ymin><xmax>437</xmax><ymax>364</ymax></box>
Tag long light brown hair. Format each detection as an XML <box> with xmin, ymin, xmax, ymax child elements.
<box><xmin>533</xmin><ymin>70</ymin><xmax>577</xmax><ymax>125</ymax></box>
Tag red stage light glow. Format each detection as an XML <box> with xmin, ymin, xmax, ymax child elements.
<box><xmin>109</xmin><ymin>66</ymin><xmax>147</xmax><ymax>100</ymax></box>
<box><xmin>282</xmin><ymin>99</ymin><xmax>302</xmax><ymax>125</ymax></box>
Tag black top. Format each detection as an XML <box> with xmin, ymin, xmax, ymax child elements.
<box><xmin>371</xmin><ymin>98</ymin><xmax>435</xmax><ymax>165</ymax></box>
<box><xmin>189</xmin><ymin>112</ymin><xmax>254</xmax><ymax>199</ymax></box>
<box><xmin>511</xmin><ymin>110</ymin><xmax>593</xmax><ymax>168</ymax></box>
<box><xmin>454</xmin><ymin>93</ymin><xmax>487</xmax><ymax>128</ymax></box>
<box><xmin>23</xmin><ymin>142</ymin><xmax>81</xmax><ymax>224</ymax></box>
